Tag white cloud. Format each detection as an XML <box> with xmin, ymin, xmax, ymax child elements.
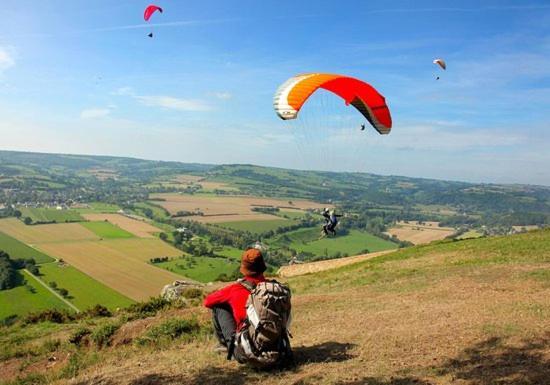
<box><xmin>80</xmin><ymin>108</ymin><xmax>111</xmax><ymax>119</ymax></box>
<box><xmin>213</xmin><ymin>92</ymin><xmax>232</xmax><ymax>100</ymax></box>
<box><xmin>134</xmin><ymin>95</ymin><xmax>211</xmax><ymax>111</ymax></box>
<box><xmin>112</xmin><ymin>87</ymin><xmax>211</xmax><ymax>112</ymax></box>
<box><xmin>0</xmin><ymin>47</ymin><xmax>15</xmax><ymax>72</ymax></box>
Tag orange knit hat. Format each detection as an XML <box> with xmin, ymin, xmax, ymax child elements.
<box><xmin>240</xmin><ymin>248</ymin><xmax>267</xmax><ymax>277</ymax></box>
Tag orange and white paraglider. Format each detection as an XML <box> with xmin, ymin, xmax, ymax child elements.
<box><xmin>433</xmin><ymin>58</ymin><xmax>446</xmax><ymax>80</ymax></box>
<box><xmin>273</xmin><ymin>73</ymin><xmax>392</xmax><ymax>134</ymax></box>
<box><xmin>144</xmin><ymin>4</ymin><xmax>163</xmax><ymax>38</ymax></box>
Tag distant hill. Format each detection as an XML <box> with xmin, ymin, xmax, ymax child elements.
<box><xmin>1</xmin><ymin>228</ymin><xmax>548</xmax><ymax>384</ymax></box>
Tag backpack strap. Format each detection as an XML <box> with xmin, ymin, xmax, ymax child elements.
<box><xmin>238</xmin><ymin>278</ymin><xmax>257</xmax><ymax>292</ymax></box>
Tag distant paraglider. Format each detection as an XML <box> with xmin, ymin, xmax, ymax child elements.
<box><xmin>144</xmin><ymin>4</ymin><xmax>163</xmax><ymax>38</ymax></box>
<box><xmin>433</xmin><ymin>58</ymin><xmax>446</xmax><ymax>80</ymax></box>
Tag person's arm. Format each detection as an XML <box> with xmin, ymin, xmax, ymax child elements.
<box><xmin>203</xmin><ymin>284</ymin><xmax>233</xmax><ymax>308</ymax></box>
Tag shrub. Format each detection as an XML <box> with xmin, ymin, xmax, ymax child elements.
<box><xmin>81</xmin><ymin>304</ymin><xmax>111</xmax><ymax>318</ymax></box>
<box><xmin>126</xmin><ymin>297</ymin><xmax>170</xmax><ymax>318</ymax></box>
<box><xmin>136</xmin><ymin>318</ymin><xmax>201</xmax><ymax>346</ymax></box>
<box><xmin>69</xmin><ymin>327</ymin><xmax>92</xmax><ymax>346</ymax></box>
<box><xmin>181</xmin><ymin>287</ymin><xmax>203</xmax><ymax>299</ymax></box>
<box><xmin>24</xmin><ymin>309</ymin><xmax>75</xmax><ymax>324</ymax></box>
<box><xmin>91</xmin><ymin>323</ymin><xmax>120</xmax><ymax>348</ymax></box>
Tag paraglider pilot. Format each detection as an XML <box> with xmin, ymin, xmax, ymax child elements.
<box><xmin>321</xmin><ymin>208</ymin><xmax>341</xmax><ymax>237</ymax></box>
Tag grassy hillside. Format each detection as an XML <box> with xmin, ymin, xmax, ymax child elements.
<box><xmin>0</xmin><ymin>229</ymin><xmax>548</xmax><ymax>385</ymax></box>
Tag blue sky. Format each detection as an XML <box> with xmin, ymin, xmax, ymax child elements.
<box><xmin>0</xmin><ymin>1</ymin><xmax>549</xmax><ymax>185</ymax></box>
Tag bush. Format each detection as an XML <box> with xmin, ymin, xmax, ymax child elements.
<box><xmin>127</xmin><ymin>297</ymin><xmax>171</xmax><ymax>318</ymax></box>
<box><xmin>24</xmin><ymin>309</ymin><xmax>75</xmax><ymax>324</ymax></box>
<box><xmin>91</xmin><ymin>323</ymin><xmax>120</xmax><ymax>348</ymax></box>
<box><xmin>136</xmin><ymin>318</ymin><xmax>201</xmax><ymax>346</ymax></box>
<box><xmin>81</xmin><ymin>304</ymin><xmax>111</xmax><ymax>318</ymax></box>
<box><xmin>69</xmin><ymin>327</ymin><xmax>92</xmax><ymax>346</ymax></box>
<box><xmin>181</xmin><ymin>287</ymin><xmax>203</xmax><ymax>299</ymax></box>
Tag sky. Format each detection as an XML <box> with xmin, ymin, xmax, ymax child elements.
<box><xmin>0</xmin><ymin>0</ymin><xmax>549</xmax><ymax>185</ymax></box>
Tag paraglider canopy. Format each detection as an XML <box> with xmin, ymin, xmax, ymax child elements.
<box><xmin>273</xmin><ymin>73</ymin><xmax>392</xmax><ymax>135</ymax></box>
<box><xmin>144</xmin><ymin>5</ymin><xmax>163</xmax><ymax>21</ymax></box>
<box><xmin>433</xmin><ymin>58</ymin><xmax>446</xmax><ymax>70</ymax></box>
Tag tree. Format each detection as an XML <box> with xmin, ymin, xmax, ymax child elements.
<box><xmin>26</xmin><ymin>265</ymin><xmax>39</xmax><ymax>276</ymax></box>
<box><xmin>159</xmin><ymin>232</ymin><xmax>168</xmax><ymax>241</ymax></box>
<box><xmin>58</xmin><ymin>288</ymin><xmax>69</xmax><ymax>297</ymax></box>
<box><xmin>49</xmin><ymin>281</ymin><xmax>58</xmax><ymax>289</ymax></box>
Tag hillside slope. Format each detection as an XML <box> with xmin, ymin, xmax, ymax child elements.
<box><xmin>1</xmin><ymin>230</ymin><xmax>549</xmax><ymax>385</ymax></box>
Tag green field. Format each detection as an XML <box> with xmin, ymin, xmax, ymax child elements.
<box><xmin>18</xmin><ymin>207</ymin><xmax>84</xmax><ymax>224</ymax></box>
<box><xmin>215</xmin><ymin>246</ymin><xmax>243</xmax><ymax>260</ymax></box>
<box><xmin>39</xmin><ymin>263</ymin><xmax>134</xmax><ymax>310</ymax></box>
<box><xmin>0</xmin><ymin>232</ymin><xmax>54</xmax><ymax>264</ymax></box>
<box><xmin>273</xmin><ymin>228</ymin><xmax>397</xmax><ymax>257</ymax></box>
<box><xmin>217</xmin><ymin>218</ymin><xmax>292</xmax><ymax>234</ymax></box>
<box><xmin>0</xmin><ymin>270</ymin><xmax>71</xmax><ymax>321</ymax></box>
<box><xmin>456</xmin><ymin>230</ymin><xmax>484</xmax><ymax>240</ymax></box>
<box><xmin>74</xmin><ymin>202</ymin><xmax>121</xmax><ymax>214</ymax></box>
<box><xmin>81</xmin><ymin>221</ymin><xmax>134</xmax><ymax>239</ymax></box>
<box><xmin>134</xmin><ymin>202</ymin><xmax>170</xmax><ymax>220</ymax></box>
<box><xmin>156</xmin><ymin>256</ymin><xmax>239</xmax><ymax>283</ymax></box>
<box><xmin>277</xmin><ymin>210</ymin><xmax>314</xmax><ymax>220</ymax></box>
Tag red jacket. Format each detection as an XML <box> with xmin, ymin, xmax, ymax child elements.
<box><xmin>203</xmin><ymin>275</ymin><xmax>266</xmax><ymax>329</ymax></box>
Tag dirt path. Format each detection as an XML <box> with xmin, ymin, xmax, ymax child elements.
<box><xmin>277</xmin><ymin>249</ymin><xmax>396</xmax><ymax>277</ymax></box>
<box><xmin>23</xmin><ymin>269</ymin><xmax>80</xmax><ymax>313</ymax></box>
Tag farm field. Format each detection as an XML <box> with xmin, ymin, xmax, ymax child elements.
<box><xmin>386</xmin><ymin>221</ymin><xmax>456</xmax><ymax>245</ymax></box>
<box><xmin>36</xmin><ymin>239</ymin><xmax>185</xmax><ymax>301</ymax></box>
<box><xmin>82</xmin><ymin>213</ymin><xmax>162</xmax><ymax>238</ymax></box>
<box><xmin>0</xmin><ymin>270</ymin><xmax>71</xmax><ymax>320</ymax></box>
<box><xmin>0</xmin><ymin>218</ymin><xmax>99</xmax><ymax>244</ymax></box>
<box><xmin>217</xmin><ymin>218</ymin><xmax>291</xmax><ymax>233</ymax></box>
<box><xmin>39</xmin><ymin>263</ymin><xmax>134</xmax><ymax>311</ymax></box>
<box><xmin>18</xmin><ymin>207</ymin><xmax>84</xmax><ymax>224</ymax></box>
<box><xmin>0</xmin><ymin>232</ymin><xmax>54</xmax><ymax>263</ymax></box>
<box><xmin>150</xmin><ymin>193</ymin><xmax>327</xmax><ymax>223</ymax></box>
<box><xmin>81</xmin><ymin>221</ymin><xmax>134</xmax><ymax>239</ymax></box>
<box><xmin>272</xmin><ymin>228</ymin><xmax>398</xmax><ymax>258</ymax></box>
<box><xmin>156</xmin><ymin>256</ymin><xmax>239</xmax><ymax>283</ymax></box>
<box><xmin>73</xmin><ymin>202</ymin><xmax>121</xmax><ymax>214</ymax></box>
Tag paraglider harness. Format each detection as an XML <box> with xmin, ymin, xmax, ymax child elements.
<box><xmin>227</xmin><ymin>278</ymin><xmax>293</xmax><ymax>369</ymax></box>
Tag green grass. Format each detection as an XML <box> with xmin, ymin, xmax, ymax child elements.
<box><xmin>273</xmin><ymin>228</ymin><xmax>397</xmax><ymax>257</ymax></box>
<box><xmin>215</xmin><ymin>246</ymin><xmax>243</xmax><ymax>260</ymax></box>
<box><xmin>18</xmin><ymin>207</ymin><xmax>84</xmax><ymax>224</ymax></box>
<box><xmin>456</xmin><ymin>230</ymin><xmax>484</xmax><ymax>240</ymax></box>
<box><xmin>0</xmin><ymin>232</ymin><xmax>54</xmax><ymax>264</ymax></box>
<box><xmin>80</xmin><ymin>221</ymin><xmax>134</xmax><ymax>239</ymax></box>
<box><xmin>217</xmin><ymin>218</ymin><xmax>292</xmax><ymax>234</ymax></box>
<box><xmin>0</xmin><ymin>270</ymin><xmax>72</xmax><ymax>320</ymax></box>
<box><xmin>288</xmin><ymin>228</ymin><xmax>550</xmax><ymax>295</ymax></box>
<box><xmin>39</xmin><ymin>263</ymin><xmax>134</xmax><ymax>311</ymax></box>
<box><xmin>74</xmin><ymin>202</ymin><xmax>121</xmax><ymax>214</ymax></box>
<box><xmin>277</xmin><ymin>210</ymin><xmax>313</xmax><ymax>220</ymax></box>
<box><xmin>156</xmin><ymin>256</ymin><xmax>239</xmax><ymax>283</ymax></box>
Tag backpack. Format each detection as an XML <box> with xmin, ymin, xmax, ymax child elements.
<box><xmin>230</xmin><ymin>279</ymin><xmax>293</xmax><ymax>369</ymax></box>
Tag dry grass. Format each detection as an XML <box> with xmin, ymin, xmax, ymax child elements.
<box><xmin>60</xmin><ymin>232</ymin><xmax>550</xmax><ymax>385</ymax></box>
<box><xmin>36</xmin><ymin>239</ymin><xmax>184</xmax><ymax>300</ymax></box>
<box><xmin>150</xmin><ymin>193</ymin><xmax>327</xmax><ymax>223</ymax></box>
<box><xmin>0</xmin><ymin>218</ymin><xmax>98</xmax><ymax>244</ymax></box>
<box><xmin>82</xmin><ymin>214</ymin><xmax>162</xmax><ymax>238</ymax></box>
<box><xmin>278</xmin><ymin>250</ymin><xmax>395</xmax><ymax>278</ymax></box>
<box><xmin>387</xmin><ymin>221</ymin><xmax>455</xmax><ymax>245</ymax></box>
